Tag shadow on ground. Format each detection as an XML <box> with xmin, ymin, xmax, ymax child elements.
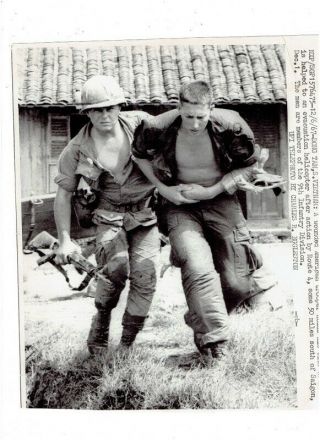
<box><xmin>25</xmin><ymin>344</ymin><xmax>206</xmax><ymax>409</ymax></box>
<box><xmin>49</xmin><ymin>291</ymin><xmax>90</xmax><ymax>302</ymax></box>
<box><xmin>26</xmin><ymin>346</ymin><xmax>103</xmax><ymax>409</ymax></box>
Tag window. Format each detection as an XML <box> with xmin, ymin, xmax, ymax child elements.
<box><xmin>47</xmin><ymin>114</ymin><xmax>70</xmax><ymax>193</ymax></box>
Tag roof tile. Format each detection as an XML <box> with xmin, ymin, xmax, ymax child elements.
<box><xmin>15</xmin><ymin>44</ymin><xmax>286</xmax><ymax>106</ymax></box>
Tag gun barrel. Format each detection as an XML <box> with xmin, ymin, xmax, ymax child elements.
<box><xmin>35</xmin><ymin>249</ymin><xmax>109</xmax><ymax>290</ymax></box>
<box><xmin>37</xmin><ymin>252</ymin><xmax>56</xmax><ymax>266</ymax></box>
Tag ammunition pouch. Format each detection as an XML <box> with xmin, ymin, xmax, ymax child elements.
<box><xmin>72</xmin><ymin>187</ymin><xmax>100</xmax><ymax>228</ymax></box>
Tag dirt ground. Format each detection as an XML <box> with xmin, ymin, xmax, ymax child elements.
<box><xmin>22</xmin><ymin>242</ymin><xmax>299</xmax><ymax>347</ymax></box>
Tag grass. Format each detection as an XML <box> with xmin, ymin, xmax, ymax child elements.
<box><xmin>23</xmin><ymin>243</ymin><xmax>297</xmax><ymax>410</ymax></box>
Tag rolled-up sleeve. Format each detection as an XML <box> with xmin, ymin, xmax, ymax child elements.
<box><xmin>239</xmin><ymin>144</ymin><xmax>260</xmax><ymax>167</ymax></box>
<box><xmin>54</xmin><ymin>142</ymin><xmax>80</xmax><ymax>192</ymax></box>
<box><xmin>228</xmin><ymin>117</ymin><xmax>258</xmax><ymax>167</ymax></box>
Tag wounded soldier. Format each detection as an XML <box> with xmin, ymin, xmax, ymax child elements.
<box><xmin>133</xmin><ymin>80</ymin><xmax>284</xmax><ymax>363</ymax></box>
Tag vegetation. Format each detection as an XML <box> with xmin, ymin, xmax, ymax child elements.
<box><xmin>23</xmin><ymin>244</ymin><xmax>297</xmax><ymax>409</ymax></box>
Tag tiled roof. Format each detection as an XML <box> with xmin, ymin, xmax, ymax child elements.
<box><xmin>15</xmin><ymin>44</ymin><xmax>286</xmax><ymax>106</ymax></box>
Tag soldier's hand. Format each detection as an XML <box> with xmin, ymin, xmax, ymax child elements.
<box><xmin>235</xmin><ymin>176</ymin><xmax>264</xmax><ymax>193</ymax></box>
<box><xmin>159</xmin><ymin>185</ymin><xmax>199</xmax><ymax>205</ymax></box>
<box><xmin>178</xmin><ymin>183</ymin><xmax>211</xmax><ymax>200</ymax></box>
<box><xmin>221</xmin><ymin>167</ymin><xmax>260</xmax><ymax>194</ymax></box>
<box><xmin>54</xmin><ymin>240</ymin><xmax>82</xmax><ymax>265</ymax></box>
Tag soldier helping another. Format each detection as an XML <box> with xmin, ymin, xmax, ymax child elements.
<box><xmin>54</xmin><ymin>75</ymin><xmax>173</xmax><ymax>355</ymax></box>
<box><xmin>54</xmin><ymin>76</ymin><xmax>283</xmax><ymax>362</ymax></box>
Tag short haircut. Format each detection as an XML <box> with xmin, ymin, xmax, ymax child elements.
<box><xmin>179</xmin><ymin>80</ymin><xmax>212</xmax><ymax>106</ymax></box>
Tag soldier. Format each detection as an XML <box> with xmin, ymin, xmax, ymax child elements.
<box><xmin>53</xmin><ymin>75</ymin><xmax>178</xmax><ymax>355</ymax></box>
<box><xmin>133</xmin><ymin>80</ymin><xmax>282</xmax><ymax>363</ymax></box>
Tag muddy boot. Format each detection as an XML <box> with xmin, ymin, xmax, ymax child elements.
<box><xmin>87</xmin><ymin>311</ymin><xmax>111</xmax><ymax>356</ymax></box>
<box><xmin>120</xmin><ymin>311</ymin><xmax>146</xmax><ymax>348</ymax></box>
<box><xmin>200</xmin><ymin>341</ymin><xmax>228</xmax><ymax>366</ymax></box>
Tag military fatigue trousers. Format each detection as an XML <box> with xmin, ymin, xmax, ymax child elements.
<box><xmin>94</xmin><ymin>221</ymin><xmax>160</xmax><ymax>318</ymax></box>
<box><xmin>166</xmin><ymin>193</ymin><xmax>277</xmax><ymax>349</ymax></box>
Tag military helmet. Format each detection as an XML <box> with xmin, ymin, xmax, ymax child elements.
<box><xmin>80</xmin><ymin>75</ymin><xmax>126</xmax><ymax>112</ymax></box>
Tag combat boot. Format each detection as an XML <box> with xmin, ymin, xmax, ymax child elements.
<box><xmin>120</xmin><ymin>311</ymin><xmax>146</xmax><ymax>348</ymax></box>
<box><xmin>200</xmin><ymin>341</ymin><xmax>228</xmax><ymax>366</ymax></box>
<box><xmin>87</xmin><ymin>311</ymin><xmax>111</xmax><ymax>355</ymax></box>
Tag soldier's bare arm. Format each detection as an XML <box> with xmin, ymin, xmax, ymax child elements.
<box><xmin>54</xmin><ymin>186</ymin><xmax>81</xmax><ymax>264</ymax></box>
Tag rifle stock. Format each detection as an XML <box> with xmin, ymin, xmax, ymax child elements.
<box><xmin>26</xmin><ymin>231</ymin><xmax>103</xmax><ymax>291</ymax></box>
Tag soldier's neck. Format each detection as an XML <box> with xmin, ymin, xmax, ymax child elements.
<box><xmin>91</xmin><ymin>121</ymin><xmax>121</xmax><ymax>141</ymax></box>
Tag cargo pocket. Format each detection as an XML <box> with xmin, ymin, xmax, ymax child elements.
<box><xmin>233</xmin><ymin>225</ymin><xmax>262</xmax><ymax>276</ymax></box>
<box><xmin>246</xmin><ymin>243</ymin><xmax>263</xmax><ymax>272</ymax></box>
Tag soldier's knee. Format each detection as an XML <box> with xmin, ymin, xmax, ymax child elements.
<box><xmin>180</xmin><ymin>250</ymin><xmax>217</xmax><ymax>275</ymax></box>
<box><xmin>94</xmin><ymin>277</ymin><xmax>123</xmax><ymax>310</ymax></box>
<box><xmin>107</xmin><ymin>256</ymin><xmax>129</xmax><ymax>286</ymax></box>
<box><xmin>130</xmin><ymin>261</ymin><xmax>157</xmax><ymax>292</ymax></box>
<box><xmin>95</xmin><ymin>295</ymin><xmax>119</xmax><ymax>311</ymax></box>
<box><xmin>223</xmin><ymin>272</ymin><xmax>249</xmax><ymax>298</ymax></box>
<box><xmin>228</xmin><ymin>275</ymin><xmax>249</xmax><ymax>294</ymax></box>
<box><xmin>221</xmin><ymin>273</ymin><xmax>251</xmax><ymax>312</ymax></box>
<box><xmin>183</xmin><ymin>263</ymin><xmax>220</xmax><ymax>286</ymax></box>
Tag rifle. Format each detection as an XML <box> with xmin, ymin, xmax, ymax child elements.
<box><xmin>25</xmin><ymin>231</ymin><xmax>103</xmax><ymax>291</ymax></box>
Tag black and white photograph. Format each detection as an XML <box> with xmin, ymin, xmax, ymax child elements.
<box><xmin>1</xmin><ymin>1</ymin><xmax>320</xmax><ymax>439</ymax></box>
<box><xmin>13</xmin><ymin>40</ymin><xmax>299</xmax><ymax>410</ymax></box>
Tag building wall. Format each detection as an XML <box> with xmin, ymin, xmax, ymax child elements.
<box><xmin>19</xmin><ymin>108</ymin><xmax>48</xmax><ymax>199</ymax></box>
<box><xmin>19</xmin><ymin>107</ymin><xmax>72</xmax><ymax>199</ymax></box>
<box><xmin>234</xmin><ymin>104</ymin><xmax>288</xmax><ymax>226</ymax></box>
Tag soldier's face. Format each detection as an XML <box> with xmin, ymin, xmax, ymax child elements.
<box><xmin>179</xmin><ymin>102</ymin><xmax>210</xmax><ymax>134</ymax></box>
<box><xmin>87</xmin><ymin>105</ymin><xmax>121</xmax><ymax>132</ymax></box>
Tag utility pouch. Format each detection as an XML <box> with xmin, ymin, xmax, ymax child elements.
<box><xmin>72</xmin><ymin>187</ymin><xmax>99</xmax><ymax>228</ymax></box>
<box><xmin>233</xmin><ymin>225</ymin><xmax>263</xmax><ymax>274</ymax></box>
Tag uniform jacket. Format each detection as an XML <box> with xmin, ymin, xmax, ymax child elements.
<box><xmin>55</xmin><ymin>111</ymin><xmax>154</xmax><ymax>196</ymax></box>
<box><xmin>54</xmin><ymin>110</ymin><xmax>179</xmax><ymax>230</ymax></box>
<box><xmin>132</xmin><ymin>108</ymin><xmax>258</xmax><ymax>184</ymax></box>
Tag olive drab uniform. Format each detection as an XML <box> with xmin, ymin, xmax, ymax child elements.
<box><xmin>133</xmin><ymin>108</ymin><xmax>280</xmax><ymax>351</ymax></box>
<box><xmin>55</xmin><ymin>111</ymin><xmax>162</xmax><ymax>353</ymax></box>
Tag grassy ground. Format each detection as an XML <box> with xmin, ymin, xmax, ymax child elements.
<box><xmin>23</xmin><ymin>243</ymin><xmax>297</xmax><ymax>409</ymax></box>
